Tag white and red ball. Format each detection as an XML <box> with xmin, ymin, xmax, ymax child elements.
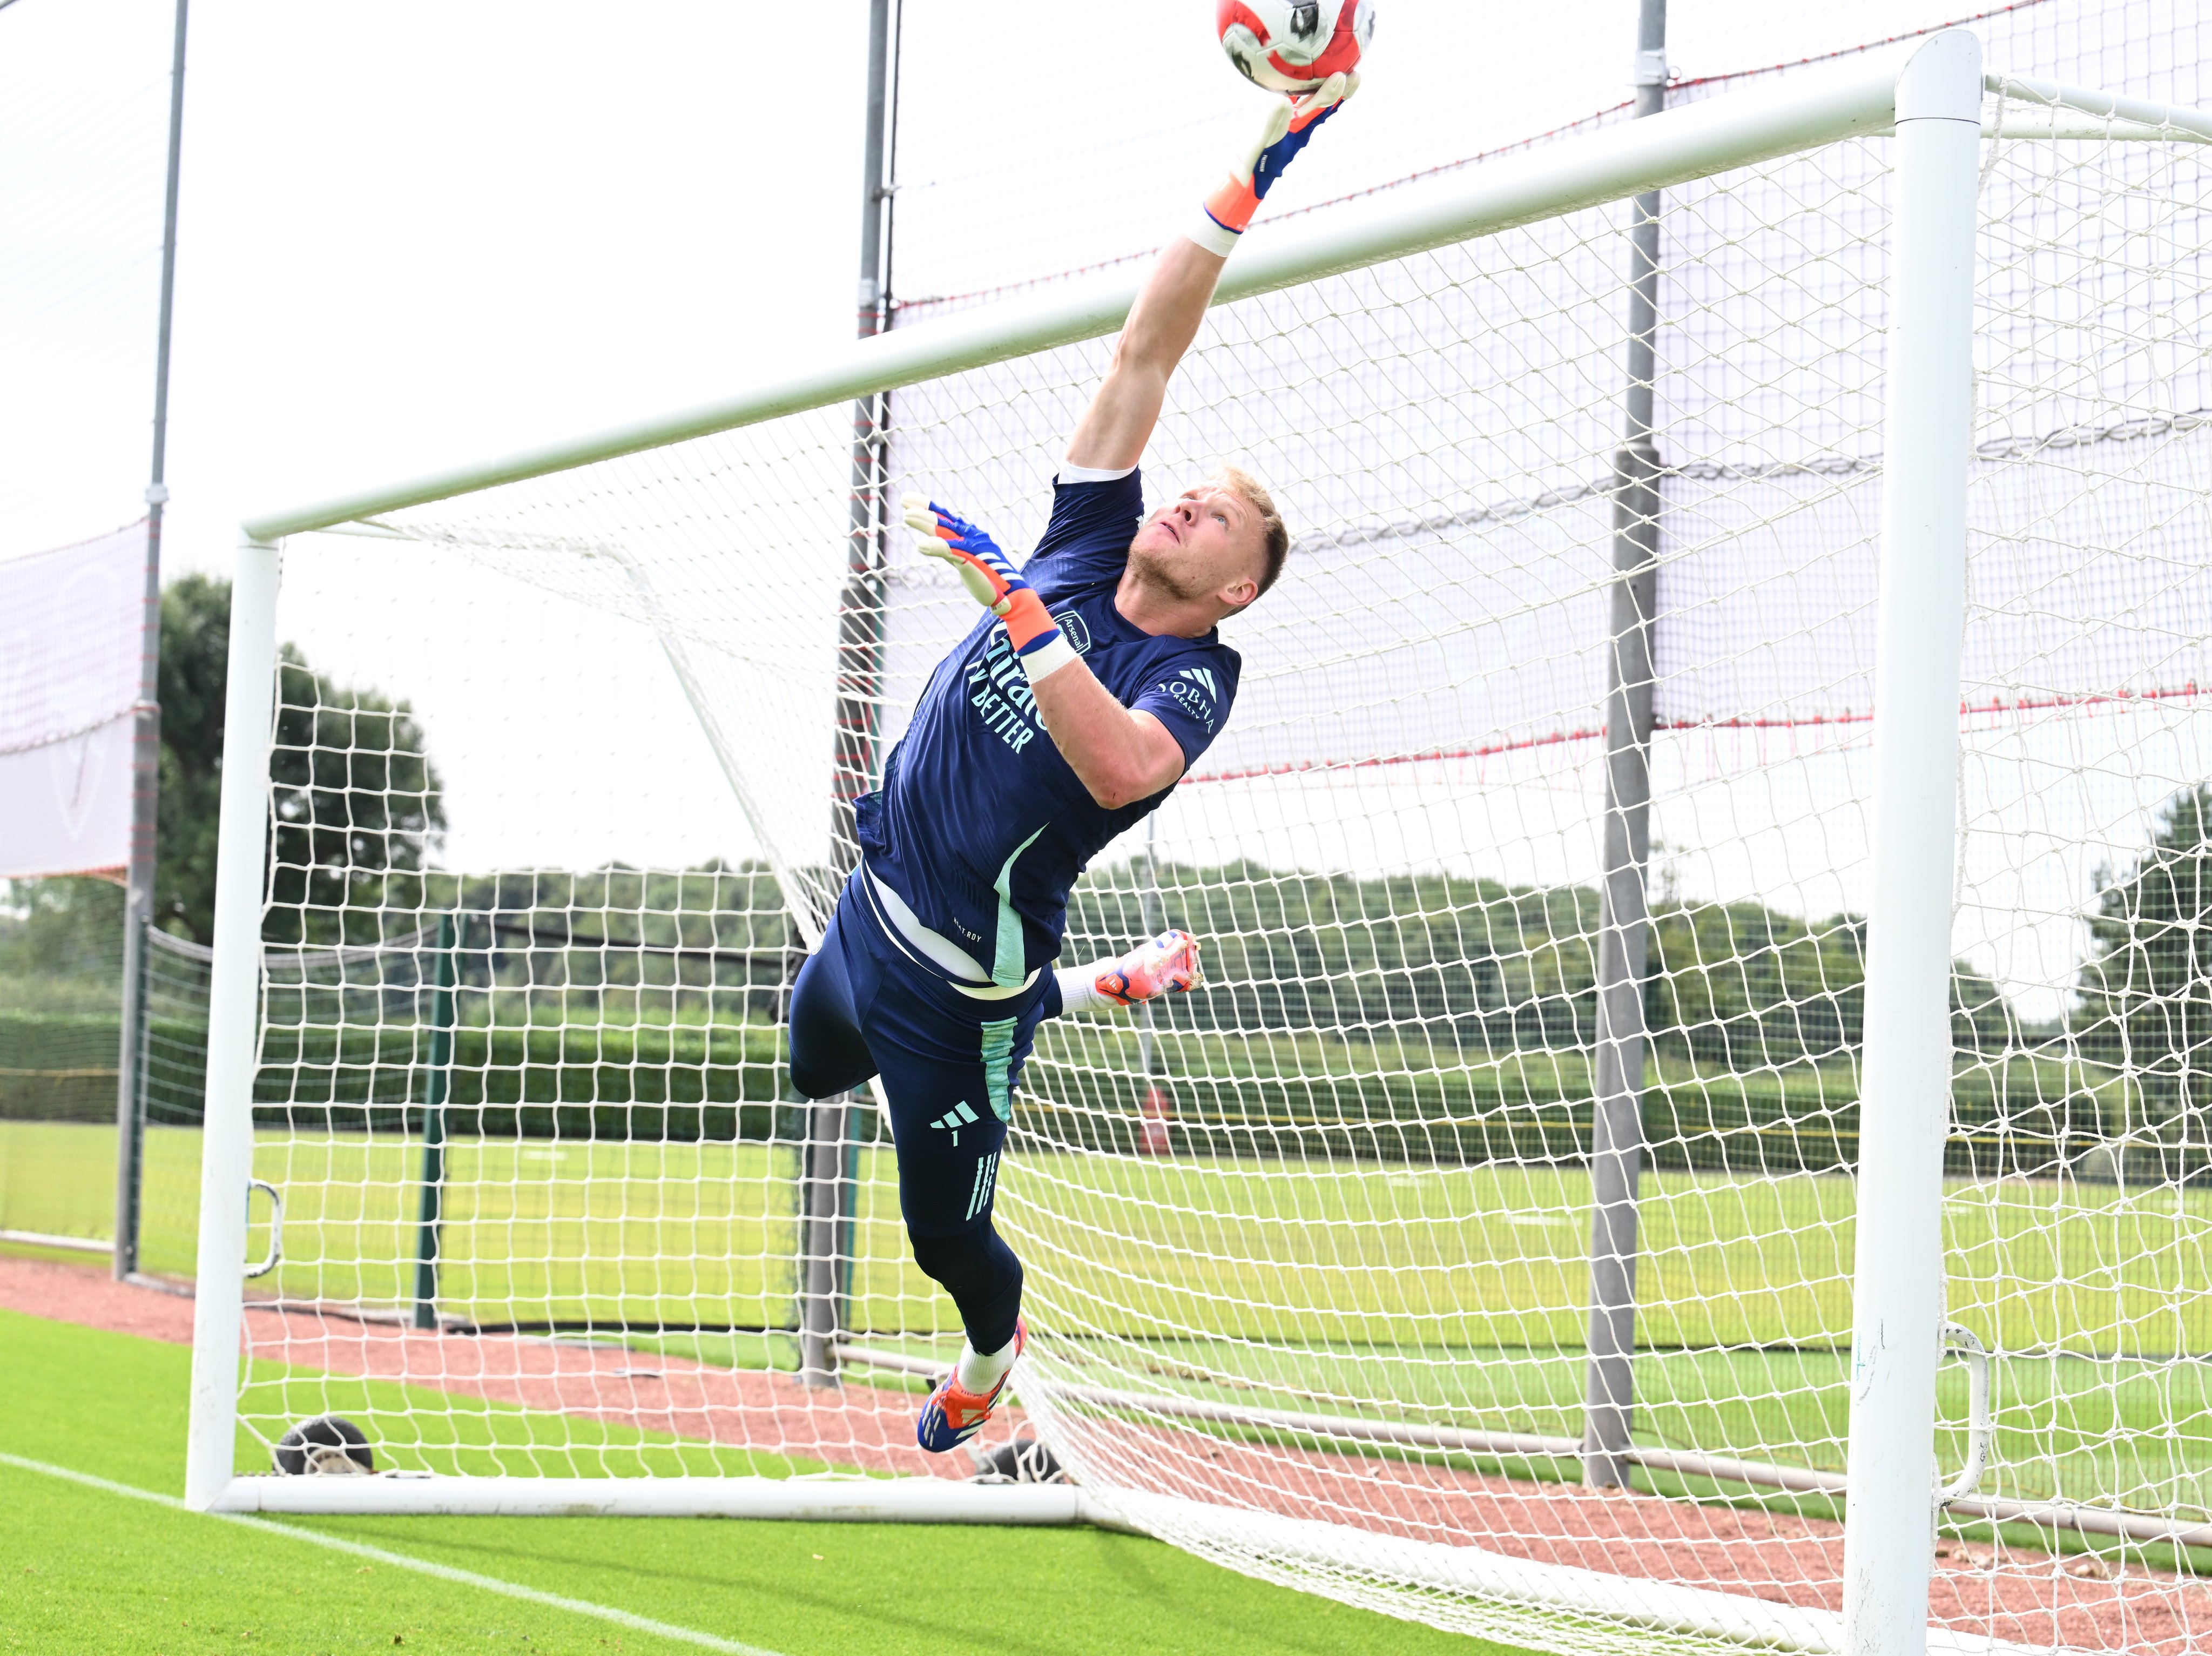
<box><xmin>1217</xmin><ymin>0</ymin><xmax>1374</xmax><ymax>95</ymax></box>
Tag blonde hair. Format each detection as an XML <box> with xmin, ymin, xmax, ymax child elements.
<box><xmin>1211</xmin><ymin>463</ymin><xmax>1291</xmax><ymax>600</ymax></box>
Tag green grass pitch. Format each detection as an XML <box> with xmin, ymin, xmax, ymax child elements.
<box><xmin>0</xmin><ymin>1307</ymin><xmax>1519</xmax><ymax>1655</ymax></box>
<box><xmin>6</xmin><ymin>1119</ymin><xmax>2209</xmax><ymax>1521</ymax></box>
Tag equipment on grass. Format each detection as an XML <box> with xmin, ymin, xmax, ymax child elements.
<box><xmin>181</xmin><ymin>32</ymin><xmax>2212</xmax><ymax>1656</ymax></box>
<box><xmin>969</xmin><ymin>1434</ymin><xmax>1069</xmax><ymax>1485</ymax></box>
<box><xmin>1217</xmin><ymin>0</ymin><xmax>1373</xmax><ymax>95</ymax></box>
<box><xmin>273</xmin><ymin>1416</ymin><xmax>374</xmax><ymax>1477</ymax></box>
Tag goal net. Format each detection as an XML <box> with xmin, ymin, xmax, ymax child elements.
<box><xmin>191</xmin><ymin>39</ymin><xmax>2212</xmax><ymax>1656</ymax></box>
<box><xmin>0</xmin><ymin>887</ymin><xmax>207</xmax><ymax>1270</ymax></box>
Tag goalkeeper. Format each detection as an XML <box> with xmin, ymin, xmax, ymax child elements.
<box><xmin>787</xmin><ymin>73</ymin><xmax>1353</xmax><ymax>1452</ymax></box>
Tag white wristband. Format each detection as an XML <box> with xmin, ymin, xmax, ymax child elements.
<box><xmin>1186</xmin><ymin>212</ymin><xmax>1240</xmax><ymax>259</ymax></box>
<box><xmin>1019</xmin><ymin>634</ymin><xmax>1080</xmax><ymax>683</ymax></box>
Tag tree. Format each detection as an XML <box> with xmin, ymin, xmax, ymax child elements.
<box><xmin>2076</xmin><ymin>783</ymin><xmax>2212</xmax><ymax>1118</ymax></box>
<box><xmin>1648</xmin><ymin>900</ymin><xmax>1864</xmax><ymax>1069</ymax></box>
<box><xmin>0</xmin><ymin>876</ymin><xmax>125</xmax><ymax>1014</ymax></box>
<box><xmin>266</xmin><ymin>647</ymin><xmax>447</xmax><ymax>945</ymax></box>
<box><xmin>152</xmin><ymin>574</ymin><xmax>446</xmax><ymax>946</ymax></box>
<box><xmin>1062</xmin><ymin>859</ymin><xmax>2017</xmax><ymax>1069</ymax></box>
<box><xmin>154</xmin><ymin>575</ymin><xmax>229</xmax><ymax>941</ymax></box>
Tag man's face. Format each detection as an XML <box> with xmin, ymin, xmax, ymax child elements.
<box><xmin>1127</xmin><ymin>484</ymin><xmax>1262</xmax><ymax>609</ymax></box>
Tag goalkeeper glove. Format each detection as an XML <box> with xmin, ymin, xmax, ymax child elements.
<box><xmin>903</xmin><ymin>495</ymin><xmax>1079</xmax><ymax>682</ymax></box>
<box><xmin>1193</xmin><ymin>71</ymin><xmax>1358</xmax><ymax>257</ymax></box>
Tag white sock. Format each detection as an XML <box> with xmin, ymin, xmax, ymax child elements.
<box><xmin>956</xmin><ymin>1331</ymin><xmax>1021</xmax><ymax>1395</ymax></box>
<box><xmin>1054</xmin><ymin>961</ymin><xmax>1112</xmax><ymax>1017</ymax></box>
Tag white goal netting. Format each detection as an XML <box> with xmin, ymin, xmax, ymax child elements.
<box><xmin>222</xmin><ymin>72</ymin><xmax>2210</xmax><ymax>1656</ymax></box>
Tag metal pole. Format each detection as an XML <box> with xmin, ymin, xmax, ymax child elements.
<box><xmin>797</xmin><ymin>1098</ymin><xmax>848</xmax><ymax>1389</ymax></box>
<box><xmin>1139</xmin><ymin>816</ymin><xmax>1160</xmax><ymax>1086</ymax></box>
<box><xmin>801</xmin><ymin>0</ymin><xmax>900</xmax><ymax>1389</ymax></box>
<box><xmin>1840</xmin><ymin>30</ymin><xmax>1982</xmax><ymax>1656</ymax></box>
<box><xmin>1581</xmin><ymin>0</ymin><xmax>1667</xmax><ymax>1491</ymax></box>
<box><xmin>839</xmin><ymin>1102</ymin><xmax>862</xmax><ymax>1327</ymax></box>
<box><xmin>829</xmin><ymin>0</ymin><xmax>898</xmax><ymax>866</ymax></box>
<box><xmin>410</xmin><ymin>913</ymin><xmax>457</xmax><ymax>1331</ymax></box>
<box><xmin>114</xmin><ymin>911</ymin><xmax>153</xmax><ymax>1276</ymax></box>
<box><xmin>183</xmin><ymin>534</ymin><xmax>279</xmax><ymax>1512</ymax></box>
<box><xmin>1138</xmin><ymin>815</ymin><xmax>1170</xmax><ymax>1154</ymax></box>
<box><xmin>114</xmin><ymin>0</ymin><xmax>191</xmax><ymax>1282</ymax></box>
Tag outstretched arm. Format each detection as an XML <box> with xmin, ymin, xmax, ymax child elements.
<box><xmin>1064</xmin><ymin>73</ymin><xmax>1357</xmax><ymax>474</ymax></box>
<box><xmin>1064</xmin><ymin>238</ymin><xmax>1228</xmax><ymax>474</ymax></box>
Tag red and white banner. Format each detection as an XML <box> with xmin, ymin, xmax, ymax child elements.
<box><xmin>0</xmin><ymin>522</ymin><xmax>147</xmax><ymax>879</ymax></box>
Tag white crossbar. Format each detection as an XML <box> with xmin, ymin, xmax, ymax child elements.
<box><xmin>239</xmin><ymin>42</ymin><xmax>1925</xmax><ymax>544</ymax></box>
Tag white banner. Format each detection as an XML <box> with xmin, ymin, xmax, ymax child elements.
<box><xmin>0</xmin><ymin>522</ymin><xmax>147</xmax><ymax>878</ymax></box>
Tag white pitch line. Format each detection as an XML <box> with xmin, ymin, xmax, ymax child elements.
<box><xmin>0</xmin><ymin>1451</ymin><xmax>786</xmax><ymax>1656</ymax></box>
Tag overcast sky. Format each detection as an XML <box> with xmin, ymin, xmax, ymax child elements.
<box><xmin>4</xmin><ymin>0</ymin><xmax>1980</xmax><ymax>581</ymax></box>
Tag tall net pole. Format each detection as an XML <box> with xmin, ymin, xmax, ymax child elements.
<box><xmin>802</xmin><ymin>0</ymin><xmax>901</xmax><ymax>1390</ymax></box>
<box><xmin>113</xmin><ymin>0</ymin><xmax>191</xmax><ymax>1282</ymax></box>
<box><xmin>1580</xmin><ymin>0</ymin><xmax>1665</xmax><ymax>1489</ymax></box>
<box><xmin>830</xmin><ymin>0</ymin><xmax>899</xmax><ymax>865</ymax></box>
<box><xmin>409</xmin><ymin>914</ymin><xmax>457</xmax><ymax>1331</ymax></box>
<box><xmin>1138</xmin><ymin>814</ymin><xmax>1165</xmax><ymax>1151</ymax></box>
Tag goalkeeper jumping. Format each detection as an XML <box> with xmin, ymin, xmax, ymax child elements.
<box><xmin>787</xmin><ymin>73</ymin><xmax>1354</xmax><ymax>1452</ymax></box>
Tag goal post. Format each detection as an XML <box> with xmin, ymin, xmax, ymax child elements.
<box><xmin>183</xmin><ymin>31</ymin><xmax>2212</xmax><ymax>1656</ymax></box>
<box><xmin>1841</xmin><ymin>29</ymin><xmax>1982</xmax><ymax>1655</ymax></box>
<box><xmin>185</xmin><ymin>533</ymin><xmax>281</xmax><ymax>1511</ymax></box>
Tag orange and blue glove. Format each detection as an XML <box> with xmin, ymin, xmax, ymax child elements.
<box><xmin>903</xmin><ymin>495</ymin><xmax>1080</xmax><ymax>683</ymax></box>
<box><xmin>1192</xmin><ymin>71</ymin><xmax>1357</xmax><ymax>257</ymax></box>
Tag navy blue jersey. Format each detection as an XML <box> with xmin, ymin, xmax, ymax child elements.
<box><xmin>855</xmin><ymin>469</ymin><xmax>1242</xmax><ymax>984</ymax></box>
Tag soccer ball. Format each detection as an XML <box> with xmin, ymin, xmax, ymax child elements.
<box><xmin>1217</xmin><ymin>0</ymin><xmax>1374</xmax><ymax>95</ymax></box>
<box><xmin>273</xmin><ymin>1413</ymin><xmax>376</xmax><ymax>1476</ymax></box>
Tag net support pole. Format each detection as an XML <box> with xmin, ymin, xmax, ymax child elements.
<box><xmin>1137</xmin><ymin>814</ymin><xmax>1168</xmax><ymax>1152</ymax></box>
<box><xmin>410</xmin><ymin>913</ymin><xmax>457</xmax><ymax>1331</ymax></box>
<box><xmin>802</xmin><ymin>0</ymin><xmax>900</xmax><ymax>1395</ymax></box>
<box><xmin>184</xmin><ymin>534</ymin><xmax>280</xmax><ymax>1512</ymax></box>
<box><xmin>1581</xmin><ymin>0</ymin><xmax>1667</xmax><ymax>1491</ymax></box>
<box><xmin>829</xmin><ymin>0</ymin><xmax>897</xmax><ymax>863</ymax></box>
<box><xmin>114</xmin><ymin>0</ymin><xmax>192</xmax><ymax>1282</ymax></box>
<box><xmin>114</xmin><ymin>908</ymin><xmax>151</xmax><ymax>1276</ymax></box>
<box><xmin>797</xmin><ymin>1099</ymin><xmax>849</xmax><ymax>1389</ymax></box>
<box><xmin>1840</xmin><ymin>29</ymin><xmax>1982</xmax><ymax>1656</ymax></box>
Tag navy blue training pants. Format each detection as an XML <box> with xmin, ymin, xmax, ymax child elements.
<box><xmin>786</xmin><ymin>873</ymin><xmax>1057</xmax><ymax>1354</ymax></box>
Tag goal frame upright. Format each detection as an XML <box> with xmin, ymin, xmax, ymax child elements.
<box><xmin>1838</xmin><ymin>30</ymin><xmax>1983</xmax><ymax>1655</ymax></box>
<box><xmin>181</xmin><ymin>33</ymin><xmax>2212</xmax><ymax>1656</ymax></box>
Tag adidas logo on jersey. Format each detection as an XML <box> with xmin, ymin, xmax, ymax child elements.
<box><xmin>1163</xmin><ymin>665</ymin><xmax>1221</xmax><ymax>733</ymax></box>
<box><xmin>930</xmin><ymin>1100</ymin><xmax>980</xmax><ymax>1144</ymax></box>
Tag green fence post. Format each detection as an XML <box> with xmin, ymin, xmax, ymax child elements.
<box><xmin>113</xmin><ymin>907</ymin><xmax>151</xmax><ymax>1278</ymax></box>
<box><xmin>839</xmin><ymin>1102</ymin><xmax>861</xmax><ymax>1331</ymax></box>
<box><xmin>411</xmin><ymin>914</ymin><xmax>457</xmax><ymax>1331</ymax></box>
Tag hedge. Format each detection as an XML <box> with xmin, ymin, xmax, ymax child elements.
<box><xmin>0</xmin><ymin>1010</ymin><xmax>2170</xmax><ymax>1177</ymax></box>
<box><xmin>0</xmin><ymin>1012</ymin><xmax>788</xmax><ymax>1141</ymax></box>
